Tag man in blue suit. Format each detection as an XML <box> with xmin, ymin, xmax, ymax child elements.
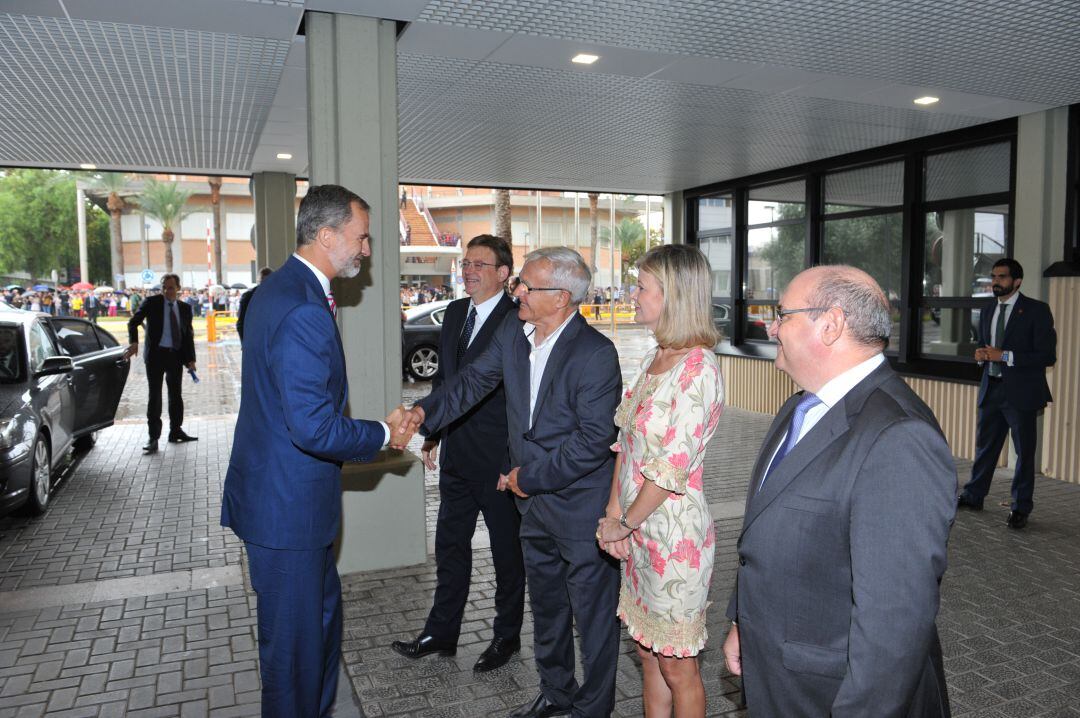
<box><xmin>404</xmin><ymin>247</ymin><xmax>622</xmax><ymax>718</ymax></box>
<box><xmin>958</xmin><ymin>258</ymin><xmax>1057</xmax><ymax>529</ymax></box>
<box><xmin>221</xmin><ymin>185</ymin><xmax>411</xmax><ymax>717</ymax></box>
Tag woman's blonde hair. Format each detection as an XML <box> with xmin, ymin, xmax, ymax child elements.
<box><xmin>636</xmin><ymin>244</ymin><xmax>721</xmax><ymax>349</ymax></box>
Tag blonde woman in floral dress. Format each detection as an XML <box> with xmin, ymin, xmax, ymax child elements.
<box><xmin>597</xmin><ymin>244</ymin><xmax>723</xmax><ymax>717</ymax></box>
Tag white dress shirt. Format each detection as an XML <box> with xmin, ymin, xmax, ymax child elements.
<box><xmin>989</xmin><ymin>292</ymin><xmax>1019</xmax><ymax>366</ymax></box>
<box><xmin>293</xmin><ymin>253</ymin><xmax>390</xmax><ymax>447</ymax></box>
<box><xmin>525</xmin><ymin>312</ymin><xmax>577</xmax><ymax>420</ymax></box>
<box><xmin>765</xmin><ymin>353</ymin><xmax>886</xmax><ymax>474</ymax></box>
<box><xmin>464</xmin><ymin>290</ymin><xmax>504</xmax><ymax>348</ymax></box>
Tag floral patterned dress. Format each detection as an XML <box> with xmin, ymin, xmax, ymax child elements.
<box><xmin>612</xmin><ymin>346</ymin><xmax>724</xmax><ymax>657</ymax></box>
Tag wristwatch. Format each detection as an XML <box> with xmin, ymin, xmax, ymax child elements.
<box><xmin>619</xmin><ymin>512</ymin><xmax>637</xmax><ymax>532</ymax></box>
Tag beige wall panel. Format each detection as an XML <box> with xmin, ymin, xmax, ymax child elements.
<box><xmin>1043</xmin><ymin>276</ymin><xmax>1080</xmax><ymax>483</ymax></box>
<box><xmin>901</xmin><ymin>377</ymin><xmax>993</xmax><ymax>464</ymax></box>
<box><xmin>718</xmin><ymin>355</ymin><xmax>797</xmax><ymax>415</ymax></box>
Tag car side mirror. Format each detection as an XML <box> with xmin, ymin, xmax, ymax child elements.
<box><xmin>35</xmin><ymin>355</ymin><xmax>74</xmax><ymax>377</ymax></box>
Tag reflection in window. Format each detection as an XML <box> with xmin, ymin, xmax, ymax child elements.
<box><xmin>925</xmin><ymin>143</ymin><xmax>1011</xmax><ymax>201</ymax></box>
<box><xmin>749</xmin><ymin>180</ymin><xmax>805</xmax><ymax>222</ymax></box>
<box><xmin>923</xmin><ymin>206</ymin><xmax>1008</xmax><ymax>299</ymax></box>
<box><xmin>823</xmin><ymin>213</ymin><xmax>902</xmax><ymax>349</ymax></box>
<box><xmin>698</xmin><ymin>196</ymin><xmax>732</xmax><ymax>231</ymax></box>
<box><xmin>748</xmin><ymin>224</ymin><xmax>805</xmax><ymax>301</ymax></box>
<box><xmin>700</xmin><ymin>235</ymin><xmax>732</xmax><ymax>296</ymax></box>
<box><xmin>824</xmin><ymin>162</ymin><xmax>903</xmax><ymax>213</ymax></box>
<box><xmin>921</xmin><ymin>307</ymin><xmax>981</xmax><ymax>358</ymax></box>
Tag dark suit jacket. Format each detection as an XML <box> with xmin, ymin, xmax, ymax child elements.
<box><xmin>431</xmin><ymin>294</ymin><xmax>516</xmax><ymax>479</ymax></box>
<box><xmin>977</xmin><ymin>293</ymin><xmax>1056</xmax><ymax>411</ymax></box>
<box><xmin>220</xmin><ymin>256</ymin><xmax>385</xmax><ymax>550</ymax></box>
<box><xmin>236</xmin><ymin>286</ymin><xmax>258</xmax><ymax>341</ymax></box>
<box><xmin>127</xmin><ymin>294</ymin><xmax>196</xmax><ymax>364</ymax></box>
<box><xmin>417</xmin><ymin>311</ymin><xmax>621</xmax><ymax>540</ymax></box>
<box><xmin>727</xmin><ymin>362</ymin><xmax>956</xmax><ymax>717</ymax></box>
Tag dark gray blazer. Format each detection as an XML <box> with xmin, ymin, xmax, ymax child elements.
<box><xmin>418</xmin><ymin>311</ymin><xmax>621</xmax><ymax>540</ymax></box>
<box><xmin>727</xmin><ymin>361</ymin><xmax>956</xmax><ymax>717</ymax></box>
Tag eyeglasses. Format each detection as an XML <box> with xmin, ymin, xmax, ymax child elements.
<box><xmin>773</xmin><ymin>306</ymin><xmax>830</xmax><ymax>324</ymax></box>
<box><xmin>510</xmin><ymin>277</ymin><xmax>567</xmax><ymax>295</ymax></box>
<box><xmin>460</xmin><ymin>260</ymin><xmax>499</xmax><ymax>271</ymax></box>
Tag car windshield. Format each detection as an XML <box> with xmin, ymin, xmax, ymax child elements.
<box><xmin>0</xmin><ymin>325</ymin><xmax>23</xmax><ymax>382</ymax></box>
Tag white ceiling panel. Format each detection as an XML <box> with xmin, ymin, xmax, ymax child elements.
<box><xmin>0</xmin><ymin>0</ymin><xmax>1078</xmax><ymax>193</ymax></box>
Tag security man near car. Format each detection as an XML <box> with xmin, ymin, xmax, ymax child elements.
<box><xmin>957</xmin><ymin>258</ymin><xmax>1057</xmax><ymax>529</ymax></box>
<box><xmin>391</xmin><ymin>234</ymin><xmax>526</xmax><ymax>672</ymax></box>
<box><xmin>124</xmin><ymin>273</ymin><xmax>197</xmax><ymax>453</ymax></box>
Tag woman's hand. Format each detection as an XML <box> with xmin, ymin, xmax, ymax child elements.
<box><xmin>597</xmin><ymin>516</ymin><xmax>632</xmax><ymax>544</ymax></box>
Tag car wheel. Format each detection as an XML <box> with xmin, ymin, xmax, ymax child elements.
<box><xmin>407</xmin><ymin>345</ymin><xmax>439</xmax><ymax>381</ymax></box>
<box><xmin>73</xmin><ymin>431</ymin><xmax>97</xmax><ymax>453</ymax></box>
<box><xmin>24</xmin><ymin>435</ymin><xmax>51</xmax><ymax>515</ymax></box>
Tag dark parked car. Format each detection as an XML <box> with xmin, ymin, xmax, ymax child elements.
<box><xmin>0</xmin><ymin>309</ymin><xmax>130</xmax><ymax>517</ymax></box>
<box><xmin>402</xmin><ymin>299</ymin><xmax>451</xmax><ymax>381</ymax></box>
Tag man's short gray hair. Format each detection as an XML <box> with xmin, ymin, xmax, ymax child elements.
<box><xmin>807</xmin><ymin>266</ymin><xmax>892</xmax><ymax>348</ymax></box>
<box><xmin>522</xmin><ymin>247</ymin><xmax>592</xmax><ymax>304</ymax></box>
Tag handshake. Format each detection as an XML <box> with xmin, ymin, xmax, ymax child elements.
<box><xmin>385</xmin><ymin>404</ymin><xmax>425</xmax><ymax>450</ymax></box>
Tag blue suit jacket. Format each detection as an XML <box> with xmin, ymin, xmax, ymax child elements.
<box><xmin>418</xmin><ymin>311</ymin><xmax>621</xmax><ymax>540</ymax></box>
<box><xmin>221</xmin><ymin>256</ymin><xmax>385</xmax><ymax>550</ymax></box>
<box><xmin>977</xmin><ymin>293</ymin><xmax>1056</xmax><ymax>411</ymax></box>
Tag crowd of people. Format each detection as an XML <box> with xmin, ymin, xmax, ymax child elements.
<box><xmin>399</xmin><ymin>284</ymin><xmax>455</xmax><ymax>306</ymax></box>
<box><xmin>2</xmin><ymin>285</ymin><xmax>249</xmax><ymax>320</ymax></box>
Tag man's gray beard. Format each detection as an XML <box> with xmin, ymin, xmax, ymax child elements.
<box><xmin>336</xmin><ymin>261</ymin><xmax>361</xmax><ymax>279</ymax></box>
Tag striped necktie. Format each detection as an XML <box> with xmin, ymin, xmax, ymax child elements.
<box><xmin>327</xmin><ymin>292</ymin><xmax>337</xmax><ymax>318</ymax></box>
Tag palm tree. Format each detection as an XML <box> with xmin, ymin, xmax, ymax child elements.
<box><xmin>137</xmin><ymin>178</ymin><xmax>193</xmax><ymax>274</ymax></box>
<box><xmin>494</xmin><ymin>189</ymin><xmax>512</xmax><ymax>244</ymax></box>
<box><xmin>84</xmin><ymin>172</ymin><xmax>129</xmax><ymax>289</ymax></box>
<box><xmin>599</xmin><ymin>217</ymin><xmax>646</xmax><ymax>285</ymax></box>
<box><xmin>208</xmin><ymin>176</ymin><xmax>223</xmax><ymax>283</ymax></box>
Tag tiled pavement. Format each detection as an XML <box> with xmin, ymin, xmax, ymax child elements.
<box><xmin>3</xmin><ymin>330</ymin><xmax>1080</xmax><ymax>716</ymax></box>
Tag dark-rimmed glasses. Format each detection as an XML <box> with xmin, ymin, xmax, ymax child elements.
<box><xmin>460</xmin><ymin>260</ymin><xmax>499</xmax><ymax>271</ymax></box>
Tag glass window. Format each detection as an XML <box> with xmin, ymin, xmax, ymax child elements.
<box><xmin>51</xmin><ymin>319</ymin><xmax>102</xmax><ymax>356</ymax></box>
<box><xmin>28</xmin><ymin>321</ymin><xmax>59</xmax><ymax>372</ymax></box>
<box><xmin>0</xmin><ymin>325</ymin><xmax>23</xmax><ymax>382</ymax></box>
<box><xmin>700</xmin><ymin>234</ymin><xmax>733</xmax><ymax>297</ymax></box>
<box><xmin>94</xmin><ymin>326</ymin><xmax>120</xmax><ymax>348</ymax></box>
<box><xmin>925</xmin><ymin>142</ymin><xmax>1010</xmax><ymax>201</ymax></box>
<box><xmin>747</xmin><ymin>224</ymin><xmax>805</xmax><ymax>301</ymax></box>
<box><xmin>698</xmin><ymin>196</ymin><xmax>733</xmax><ymax>231</ymax></box>
<box><xmin>824</xmin><ymin>162</ymin><xmax>903</xmax><ymax>213</ymax></box>
<box><xmin>749</xmin><ymin>180</ymin><xmax>805</xmax><ymax>223</ymax></box>
<box><xmin>920</xmin><ymin>307</ymin><xmax>981</xmax><ymax>359</ymax></box>
<box><xmin>924</xmin><ymin>205</ymin><xmax>1008</xmax><ymax>299</ymax></box>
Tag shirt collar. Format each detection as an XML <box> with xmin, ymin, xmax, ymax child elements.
<box><xmin>997</xmin><ymin>291</ymin><xmax>1020</xmax><ymax>309</ymax></box>
<box><xmin>293</xmin><ymin>253</ymin><xmax>332</xmax><ymax>297</ymax></box>
<box><xmin>470</xmin><ymin>290</ymin><xmax>503</xmax><ymax>321</ymax></box>
<box><xmin>815</xmin><ymin>353</ymin><xmax>886</xmax><ymax>410</ymax></box>
<box><xmin>525</xmin><ymin>311</ymin><xmax>576</xmax><ymax>352</ymax></box>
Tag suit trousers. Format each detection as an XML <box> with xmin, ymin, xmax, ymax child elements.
<box><xmin>963</xmin><ymin>380</ymin><xmax>1039</xmax><ymax>514</ymax></box>
<box><xmin>423</xmin><ymin>470</ymin><xmax>525</xmax><ymax>643</ymax></box>
<box><xmin>520</xmin><ymin>510</ymin><xmax>620</xmax><ymax>718</ymax></box>
<box><xmin>245</xmin><ymin>542</ymin><xmax>342</xmax><ymax>718</ymax></box>
<box><xmin>145</xmin><ymin>347</ymin><xmax>184</xmax><ymax>440</ymax></box>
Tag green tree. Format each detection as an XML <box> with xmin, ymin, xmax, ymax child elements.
<box><xmin>0</xmin><ymin>169</ymin><xmax>110</xmax><ymax>283</ymax></box>
<box><xmin>84</xmin><ymin>171</ymin><xmax>130</xmax><ymax>288</ymax></box>
<box><xmin>137</xmin><ymin>178</ymin><xmax>193</xmax><ymax>274</ymax></box>
<box><xmin>600</xmin><ymin>216</ymin><xmax>646</xmax><ymax>285</ymax></box>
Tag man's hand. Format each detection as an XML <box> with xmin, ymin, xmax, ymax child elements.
<box><xmin>385</xmin><ymin>405</ymin><xmax>417</xmax><ymax>449</ymax></box>
<box><xmin>421</xmin><ymin>440</ymin><xmax>439</xmax><ymax>470</ymax></box>
<box><xmin>186</xmin><ymin>361</ymin><xmax>196</xmax><ymax>371</ymax></box>
<box><xmin>123</xmin><ymin>342</ymin><xmax>138</xmax><ymax>360</ymax></box>
<box><xmin>597</xmin><ymin>516</ymin><xmax>632</xmax><ymax>544</ymax></box>
<box><xmin>498</xmin><ymin>467</ymin><xmax>528</xmax><ymax>498</ymax></box>
<box><xmin>723</xmin><ymin>623</ymin><xmax>742</xmax><ymax>676</ymax></box>
<box><xmin>975</xmin><ymin>346</ymin><xmax>1004</xmax><ymax>362</ymax></box>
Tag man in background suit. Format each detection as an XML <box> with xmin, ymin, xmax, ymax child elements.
<box><xmin>723</xmin><ymin>265</ymin><xmax>956</xmax><ymax>717</ymax></box>
<box><xmin>391</xmin><ymin>235</ymin><xmax>526</xmax><ymax>672</ymax></box>
<box><xmin>237</xmin><ymin>266</ymin><xmax>273</xmax><ymax>341</ymax></box>
<box><xmin>958</xmin><ymin>258</ymin><xmax>1056</xmax><ymax>529</ymax></box>
<box><xmin>221</xmin><ymin>185</ymin><xmax>414</xmax><ymax>717</ymax></box>
<box><xmin>124</xmin><ymin>273</ymin><xmax>197</xmax><ymax>454</ymax></box>
<box><xmin>402</xmin><ymin>247</ymin><xmax>622</xmax><ymax>718</ymax></box>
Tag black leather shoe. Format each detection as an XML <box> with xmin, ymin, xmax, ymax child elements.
<box><xmin>168</xmin><ymin>431</ymin><xmax>198</xmax><ymax>443</ymax></box>
<box><xmin>507</xmin><ymin>692</ymin><xmax>570</xmax><ymax>718</ymax></box>
<box><xmin>390</xmin><ymin>634</ymin><xmax>456</xmax><ymax>659</ymax></box>
<box><xmin>1006</xmin><ymin>511</ymin><xmax>1028</xmax><ymax>529</ymax></box>
<box><xmin>142</xmin><ymin>440</ymin><xmax>158</xmax><ymax>454</ymax></box>
<box><xmin>957</xmin><ymin>493</ymin><xmax>983</xmax><ymax>511</ymax></box>
<box><xmin>473</xmin><ymin>636</ymin><xmax>520</xmax><ymax>672</ymax></box>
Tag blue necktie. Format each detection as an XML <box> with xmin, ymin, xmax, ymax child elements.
<box><xmin>988</xmin><ymin>303</ymin><xmax>1007</xmax><ymax>378</ymax></box>
<box><xmin>759</xmin><ymin>392</ymin><xmax>822</xmax><ymax>492</ymax></box>
<box><xmin>456</xmin><ymin>307</ymin><xmax>477</xmax><ymax>362</ymax></box>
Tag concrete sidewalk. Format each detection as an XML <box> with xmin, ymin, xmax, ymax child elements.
<box><xmin>2</xmin><ymin>330</ymin><xmax>1079</xmax><ymax>716</ymax></box>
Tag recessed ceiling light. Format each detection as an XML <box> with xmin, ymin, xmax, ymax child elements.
<box><xmin>913</xmin><ymin>96</ymin><xmax>940</xmax><ymax>106</ymax></box>
<box><xmin>276</xmin><ymin>153</ymin><xmax>293</xmax><ymax>160</ymax></box>
<box><xmin>79</xmin><ymin>163</ymin><xmax>96</xmax><ymax>170</ymax></box>
<box><xmin>571</xmin><ymin>53</ymin><xmax>599</xmax><ymax>65</ymax></box>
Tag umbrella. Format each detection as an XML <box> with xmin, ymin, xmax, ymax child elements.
<box><xmin>4</xmin><ymin>284</ymin><xmax>24</xmax><ymax>290</ymax></box>
<box><xmin>32</xmin><ymin>284</ymin><xmax>54</xmax><ymax>291</ymax></box>
<box><xmin>70</xmin><ymin>281</ymin><xmax>94</xmax><ymax>291</ymax></box>
<box><xmin>93</xmin><ymin>285</ymin><xmax>115</xmax><ymax>294</ymax></box>
<box><xmin>229</xmin><ymin>282</ymin><xmax>248</xmax><ymax>290</ymax></box>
